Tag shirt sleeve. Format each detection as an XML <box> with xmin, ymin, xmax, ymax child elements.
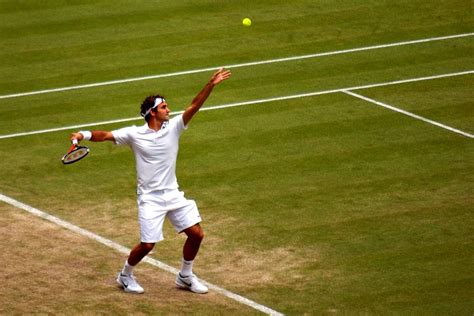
<box><xmin>112</xmin><ymin>126</ymin><xmax>135</xmax><ymax>146</ymax></box>
<box><xmin>171</xmin><ymin>114</ymin><xmax>188</xmax><ymax>135</ymax></box>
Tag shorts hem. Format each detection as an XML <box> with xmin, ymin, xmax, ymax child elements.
<box><xmin>177</xmin><ymin>219</ymin><xmax>202</xmax><ymax>233</ymax></box>
<box><xmin>140</xmin><ymin>237</ymin><xmax>164</xmax><ymax>244</ymax></box>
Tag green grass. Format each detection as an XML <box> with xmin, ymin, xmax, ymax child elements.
<box><xmin>1</xmin><ymin>0</ymin><xmax>473</xmax><ymax>314</ymax></box>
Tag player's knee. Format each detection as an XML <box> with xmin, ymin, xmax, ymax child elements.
<box><xmin>184</xmin><ymin>224</ymin><xmax>204</xmax><ymax>243</ymax></box>
<box><xmin>189</xmin><ymin>226</ymin><xmax>204</xmax><ymax>242</ymax></box>
<box><xmin>196</xmin><ymin>229</ymin><xmax>204</xmax><ymax>241</ymax></box>
<box><xmin>194</xmin><ymin>228</ymin><xmax>204</xmax><ymax>242</ymax></box>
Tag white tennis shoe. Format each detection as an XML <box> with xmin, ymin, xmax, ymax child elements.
<box><xmin>175</xmin><ymin>273</ymin><xmax>208</xmax><ymax>294</ymax></box>
<box><xmin>116</xmin><ymin>272</ymin><xmax>144</xmax><ymax>294</ymax></box>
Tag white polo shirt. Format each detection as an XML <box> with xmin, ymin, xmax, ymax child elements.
<box><xmin>112</xmin><ymin>114</ymin><xmax>187</xmax><ymax>195</ymax></box>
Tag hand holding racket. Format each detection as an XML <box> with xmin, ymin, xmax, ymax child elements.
<box><xmin>62</xmin><ymin>138</ymin><xmax>89</xmax><ymax>164</ymax></box>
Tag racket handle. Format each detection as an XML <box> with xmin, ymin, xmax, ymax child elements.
<box><xmin>72</xmin><ymin>139</ymin><xmax>78</xmax><ymax>145</ymax></box>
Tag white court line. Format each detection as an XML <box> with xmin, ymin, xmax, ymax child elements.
<box><xmin>0</xmin><ymin>192</ymin><xmax>284</xmax><ymax>316</ymax></box>
<box><xmin>342</xmin><ymin>90</ymin><xmax>474</xmax><ymax>138</ymax></box>
<box><xmin>0</xmin><ymin>70</ymin><xmax>472</xmax><ymax>140</ymax></box>
<box><xmin>0</xmin><ymin>32</ymin><xmax>472</xmax><ymax>100</ymax></box>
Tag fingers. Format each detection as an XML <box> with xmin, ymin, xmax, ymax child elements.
<box><xmin>220</xmin><ymin>69</ymin><xmax>232</xmax><ymax>79</ymax></box>
<box><xmin>212</xmin><ymin>67</ymin><xmax>232</xmax><ymax>84</ymax></box>
<box><xmin>218</xmin><ymin>67</ymin><xmax>231</xmax><ymax>76</ymax></box>
<box><xmin>213</xmin><ymin>67</ymin><xmax>230</xmax><ymax>75</ymax></box>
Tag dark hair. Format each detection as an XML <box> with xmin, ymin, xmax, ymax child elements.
<box><xmin>140</xmin><ymin>94</ymin><xmax>165</xmax><ymax>122</ymax></box>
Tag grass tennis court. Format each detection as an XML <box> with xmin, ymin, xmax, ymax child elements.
<box><xmin>1</xmin><ymin>1</ymin><xmax>473</xmax><ymax>314</ymax></box>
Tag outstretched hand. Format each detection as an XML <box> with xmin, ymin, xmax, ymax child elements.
<box><xmin>210</xmin><ymin>67</ymin><xmax>231</xmax><ymax>85</ymax></box>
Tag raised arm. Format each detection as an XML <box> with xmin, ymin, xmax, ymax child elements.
<box><xmin>182</xmin><ymin>67</ymin><xmax>231</xmax><ymax>126</ymax></box>
<box><xmin>70</xmin><ymin>130</ymin><xmax>115</xmax><ymax>143</ymax></box>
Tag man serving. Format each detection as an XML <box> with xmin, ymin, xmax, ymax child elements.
<box><xmin>70</xmin><ymin>68</ymin><xmax>231</xmax><ymax>294</ymax></box>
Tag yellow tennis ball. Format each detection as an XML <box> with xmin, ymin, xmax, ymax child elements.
<box><xmin>242</xmin><ymin>18</ymin><xmax>252</xmax><ymax>26</ymax></box>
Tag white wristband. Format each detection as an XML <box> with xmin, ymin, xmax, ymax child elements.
<box><xmin>79</xmin><ymin>130</ymin><xmax>92</xmax><ymax>141</ymax></box>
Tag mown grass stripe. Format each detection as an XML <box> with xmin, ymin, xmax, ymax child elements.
<box><xmin>0</xmin><ymin>32</ymin><xmax>472</xmax><ymax>100</ymax></box>
<box><xmin>0</xmin><ymin>70</ymin><xmax>471</xmax><ymax>140</ymax></box>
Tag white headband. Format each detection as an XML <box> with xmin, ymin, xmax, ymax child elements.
<box><xmin>141</xmin><ymin>97</ymin><xmax>165</xmax><ymax>118</ymax></box>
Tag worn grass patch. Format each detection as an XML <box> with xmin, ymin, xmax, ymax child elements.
<box><xmin>0</xmin><ymin>204</ymin><xmax>258</xmax><ymax>315</ymax></box>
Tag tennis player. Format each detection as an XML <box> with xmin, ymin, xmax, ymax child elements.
<box><xmin>70</xmin><ymin>68</ymin><xmax>231</xmax><ymax>294</ymax></box>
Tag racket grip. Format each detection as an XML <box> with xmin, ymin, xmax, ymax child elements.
<box><xmin>72</xmin><ymin>139</ymin><xmax>78</xmax><ymax>145</ymax></box>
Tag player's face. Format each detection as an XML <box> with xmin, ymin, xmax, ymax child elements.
<box><xmin>155</xmin><ymin>102</ymin><xmax>170</xmax><ymax>121</ymax></box>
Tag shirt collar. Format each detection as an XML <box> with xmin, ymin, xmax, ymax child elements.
<box><xmin>137</xmin><ymin>121</ymin><xmax>169</xmax><ymax>134</ymax></box>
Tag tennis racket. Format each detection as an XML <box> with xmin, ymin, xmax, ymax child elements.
<box><xmin>62</xmin><ymin>139</ymin><xmax>89</xmax><ymax>164</ymax></box>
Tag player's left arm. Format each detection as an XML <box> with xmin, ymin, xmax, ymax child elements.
<box><xmin>182</xmin><ymin>67</ymin><xmax>231</xmax><ymax>126</ymax></box>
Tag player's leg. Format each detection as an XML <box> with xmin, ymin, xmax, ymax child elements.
<box><xmin>128</xmin><ymin>242</ymin><xmax>156</xmax><ymax>265</ymax></box>
<box><xmin>167</xmin><ymin>196</ymin><xmax>208</xmax><ymax>294</ymax></box>
<box><xmin>117</xmin><ymin>193</ymin><xmax>167</xmax><ymax>294</ymax></box>
<box><xmin>179</xmin><ymin>223</ymin><xmax>205</xmax><ymax>277</ymax></box>
<box><xmin>182</xmin><ymin>223</ymin><xmax>205</xmax><ymax>262</ymax></box>
<box><xmin>117</xmin><ymin>242</ymin><xmax>155</xmax><ymax>294</ymax></box>
<box><xmin>175</xmin><ymin>223</ymin><xmax>208</xmax><ymax>294</ymax></box>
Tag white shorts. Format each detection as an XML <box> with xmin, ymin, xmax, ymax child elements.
<box><xmin>137</xmin><ymin>189</ymin><xmax>202</xmax><ymax>243</ymax></box>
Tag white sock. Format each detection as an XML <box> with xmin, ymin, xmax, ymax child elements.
<box><xmin>122</xmin><ymin>260</ymin><xmax>134</xmax><ymax>275</ymax></box>
<box><xmin>180</xmin><ymin>259</ymin><xmax>194</xmax><ymax>277</ymax></box>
